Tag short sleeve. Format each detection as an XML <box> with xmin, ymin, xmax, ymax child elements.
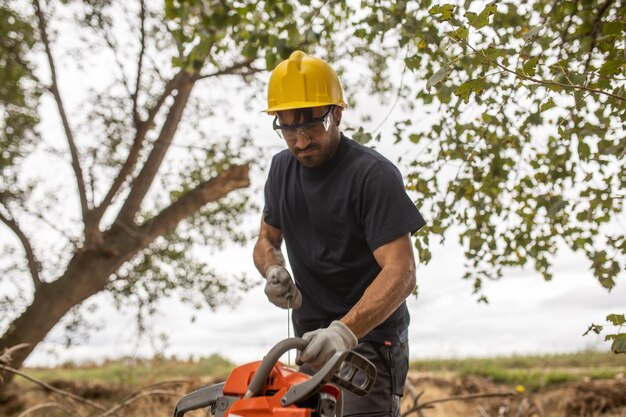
<box><xmin>361</xmin><ymin>161</ymin><xmax>426</xmax><ymax>251</ymax></box>
<box><xmin>263</xmin><ymin>157</ymin><xmax>281</xmax><ymax>229</ymax></box>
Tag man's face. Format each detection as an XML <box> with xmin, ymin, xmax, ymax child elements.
<box><xmin>276</xmin><ymin>106</ymin><xmax>343</xmax><ymax>168</ymax></box>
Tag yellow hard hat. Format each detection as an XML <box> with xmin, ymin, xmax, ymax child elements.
<box><xmin>263</xmin><ymin>50</ymin><xmax>347</xmax><ymax>113</ymax></box>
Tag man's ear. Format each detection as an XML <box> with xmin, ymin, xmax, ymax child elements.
<box><xmin>334</xmin><ymin>106</ymin><xmax>343</xmax><ymax>125</ymax></box>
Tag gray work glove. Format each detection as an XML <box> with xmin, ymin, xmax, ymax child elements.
<box><xmin>264</xmin><ymin>265</ymin><xmax>302</xmax><ymax>309</ymax></box>
<box><xmin>298</xmin><ymin>321</ymin><xmax>358</xmax><ymax>370</ymax></box>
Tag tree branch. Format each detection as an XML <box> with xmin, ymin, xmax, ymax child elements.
<box><xmin>401</xmin><ymin>390</ymin><xmax>517</xmax><ymax>417</ymax></box>
<box><xmin>99</xmin><ymin>22</ymin><xmax>133</xmax><ymax>98</ymax></box>
<box><xmin>143</xmin><ymin>71</ymin><xmax>186</xmax><ymax>130</ymax></box>
<box><xmin>196</xmin><ymin>59</ymin><xmax>261</xmax><ymax>80</ymax></box>
<box><xmin>472</xmin><ymin>46</ymin><xmax>626</xmax><ymax>102</ymax></box>
<box><xmin>0</xmin><ymin>364</ymin><xmax>106</xmax><ymax>411</ymax></box>
<box><xmin>560</xmin><ymin>0</ymin><xmax>579</xmax><ymax>42</ymax></box>
<box><xmin>16</xmin><ymin>402</ymin><xmax>78</xmax><ymax>417</ymax></box>
<box><xmin>99</xmin><ymin>57</ymin><xmax>261</xmax><ymax>222</ymax></box>
<box><xmin>583</xmin><ymin>0</ymin><xmax>615</xmax><ymax>72</ymax></box>
<box><xmin>0</xmin><ymin>209</ymin><xmax>43</xmax><ymax>290</ymax></box>
<box><xmin>93</xmin><ymin>71</ymin><xmax>186</xmax><ymax>224</ymax></box>
<box><xmin>32</xmin><ymin>0</ymin><xmax>90</xmax><ymax>225</ymax></box>
<box><xmin>0</xmin><ymin>343</ymin><xmax>31</xmax><ymax>365</ymax></box>
<box><xmin>137</xmin><ymin>164</ymin><xmax>250</xmax><ymax>243</ymax></box>
<box><xmin>97</xmin><ymin>389</ymin><xmax>180</xmax><ymax>417</ymax></box>
<box><xmin>114</xmin><ymin>73</ymin><xmax>196</xmax><ymax>226</ymax></box>
<box><xmin>131</xmin><ymin>0</ymin><xmax>146</xmax><ymax>126</ymax></box>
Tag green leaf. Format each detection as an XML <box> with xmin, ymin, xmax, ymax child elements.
<box><xmin>242</xmin><ymin>43</ymin><xmax>257</xmax><ymax>60</ymax></box>
<box><xmin>354</xmin><ymin>28</ymin><xmax>367</xmax><ymax>38</ymax></box>
<box><xmin>451</xmin><ymin>27</ymin><xmax>468</xmax><ymax>40</ymax></box>
<box><xmin>464</xmin><ymin>11</ymin><xmax>477</xmax><ymax>24</ymax></box>
<box><xmin>607</xmin><ymin>314</ymin><xmax>626</xmax><ymax>326</ymax></box>
<box><xmin>540</xmin><ymin>98</ymin><xmax>556</xmax><ymax>112</ymax></box>
<box><xmin>522</xmin><ymin>25</ymin><xmax>543</xmax><ymax>42</ymax></box>
<box><xmin>602</xmin><ymin>22</ymin><xmax>626</xmax><ymax>36</ymax></box>
<box><xmin>600</xmin><ymin>277</ymin><xmax>616</xmax><ymax>289</ymax></box>
<box><xmin>599</xmin><ymin>60</ymin><xmax>624</xmax><ymax>77</ymax></box>
<box><xmin>467</xmin><ymin>2</ymin><xmax>497</xmax><ymax>29</ymax></box>
<box><xmin>578</xmin><ymin>140</ymin><xmax>591</xmax><ymax>160</ymax></box>
<box><xmin>440</xmin><ymin>4</ymin><xmax>455</xmax><ymax>20</ymax></box>
<box><xmin>522</xmin><ymin>56</ymin><xmax>540</xmax><ymax>76</ymax></box>
<box><xmin>426</xmin><ymin>65</ymin><xmax>452</xmax><ymax>89</ymax></box>
<box><xmin>547</xmin><ymin>197</ymin><xmax>567</xmax><ymax>217</ymax></box>
<box><xmin>265</xmin><ymin>53</ymin><xmax>278</xmax><ymax>71</ymax></box>
<box><xmin>429</xmin><ymin>4</ymin><xmax>455</xmax><ymax>21</ymax></box>
<box><xmin>405</xmin><ymin>55</ymin><xmax>421</xmax><ymax>71</ymax></box>
<box><xmin>611</xmin><ymin>333</ymin><xmax>626</xmax><ymax>354</ymax></box>
<box><xmin>454</xmin><ymin>78</ymin><xmax>488</xmax><ymax>102</ymax></box>
<box><xmin>583</xmin><ymin>324</ymin><xmax>603</xmax><ymax>336</ymax></box>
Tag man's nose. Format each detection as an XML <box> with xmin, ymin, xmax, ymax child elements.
<box><xmin>294</xmin><ymin>130</ymin><xmax>312</xmax><ymax>149</ymax></box>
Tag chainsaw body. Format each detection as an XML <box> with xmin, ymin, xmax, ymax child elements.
<box><xmin>173</xmin><ymin>338</ymin><xmax>376</xmax><ymax>417</ymax></box>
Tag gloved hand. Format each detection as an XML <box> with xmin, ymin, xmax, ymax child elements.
<box><xmin>298</xmin><ymin>321</ymin><xmax>358</xmax><ymax>370</ymax></box>
<box><xmin>264</xmin><ymin>265</ymin><xmax>302</xmax><ymax>309</ymax></box>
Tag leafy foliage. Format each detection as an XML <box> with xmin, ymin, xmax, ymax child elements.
<box><xmin>348</xmin><ymin>0</ymin><xmax>624</xmax><ymax>349</ymax></box>
<box><xmin>407</xmin><ymin>0</ymin><xmax>624</xmax><ymax>288</ymax></box>
<box><xmin>0</xmin><ymin>4</ymin><xmax>40</xmax><ymax>204</ymax></box>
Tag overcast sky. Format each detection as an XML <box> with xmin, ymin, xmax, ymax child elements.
<box><xmin>25</xmin><ymin>225</ymin><xmax>625</xmax><ymax>367</ymax></box>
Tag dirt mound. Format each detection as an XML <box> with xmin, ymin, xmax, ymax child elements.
<box><xmin>402</xmin><ymin>372</ymin><xmax>523</xmax><ymax>417</ymax></box>
<box><xmin>0</xmin><ymin>391</ymin><xmax>24</xmax><ymax>417</ymax></box>
<box><xmin>2</xmin><ymin>373</ymin><xmax>626</xmax><ymax>417</ymax></box>
<box><xmin>402</xmin><ymin>372</ymin><xmax>626</xmax><ymax>417</ymax></box>
<box><xmin>46</xmin><ymin>379</ymin><xmax>132</xmax><ymax>400</ymax></box>
<box><xmin>565</xmin><ymin>379</ymin><xmax>626</xmax><ymax>417</ymax></box>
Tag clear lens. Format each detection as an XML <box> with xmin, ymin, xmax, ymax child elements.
<box><xmin>273</xmin><ymin>107</ymin><xmax>333</xmax><ymax>142</ymax></box>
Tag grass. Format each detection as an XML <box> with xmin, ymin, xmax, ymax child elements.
<box><xmin>20</xmin><ymin>354</ymin><xmax>235</xmax><ymax>388</ymax></box>
<box><xmin>410</xmin><ymin>350</ymin><xmax>626</xmax><ymax>391</ymax></box>
<box><xmin>16</xmin><ymin>350</ymin><xmax>625</xmax><ymax>392</ymax></box>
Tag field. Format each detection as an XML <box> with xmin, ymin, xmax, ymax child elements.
<box><xmin>1</xmin><ymin>350</ymin><xmax>624</xmax><ymax>417</ymax></box>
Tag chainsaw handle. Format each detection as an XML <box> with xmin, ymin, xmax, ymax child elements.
<box><xmin>244</xmin><ymin>337</ymin><xmax>309</xmax><ymax>398</ymax></box>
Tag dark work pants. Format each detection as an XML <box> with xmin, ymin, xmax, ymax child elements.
<box><xmin>342</xmin><ymin>340</ymin><xmax>408</xmax><ymax>417</ymax></box>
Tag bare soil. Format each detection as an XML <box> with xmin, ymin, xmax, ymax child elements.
<box><xmin>1</xmin><ymin>373</ymin><xmax>625</xmax><ymax>417</ymax></box>
<box><xmin>402</xmin><ymin>372</ymin><xmax>626</xmax><ymax>417</ymax></box>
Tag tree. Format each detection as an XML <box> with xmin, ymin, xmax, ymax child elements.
<box><xmin>348</xmin><ymin>0</ymin><xmax>625</xmax><ymax>350</ymax></box>
<box><xmin>0</xmin><ymin>0</ymin><xmax>358</xmax><ymax>388</ymax></box>
<box><xmin>2</xmin><ymin>0</ymin><xmax>624</xmax><ymax>390</ymax></box>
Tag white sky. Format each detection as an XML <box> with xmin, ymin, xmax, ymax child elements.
<box><xmin>26</xmin><ymin>229</ymin><xmax>625</xmax><ymax>367</ymax></box>
<box><xmin>2</xmin><ymin>2</ymin><xmax>624</xmax><ymax>368</ymax></box>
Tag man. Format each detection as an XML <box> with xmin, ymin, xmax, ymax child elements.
<box><xmin>253</xmin><ymin>50</ymin><xmax>425</xmax><ymax>416</ymax></box>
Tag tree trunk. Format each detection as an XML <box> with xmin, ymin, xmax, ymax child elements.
<box><xmin>0</xmin><ymin>251</ymin><xmax>125</xmax><ymax>389</ymax></box>
<box><xmin>0</xmin><ymin>162</ymin><xmax>250</xmax><ymax>392</ymax></box>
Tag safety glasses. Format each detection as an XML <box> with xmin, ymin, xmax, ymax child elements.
<box><xmin>272</xmin><ymin>106</ymin><xmax>333</xmax><ymax>141</ymax></box>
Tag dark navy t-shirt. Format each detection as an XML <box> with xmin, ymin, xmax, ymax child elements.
<box><xmin>263</xmin><ymin>134</ymin><xmax>425</xmax><ymax>344</ymax></box>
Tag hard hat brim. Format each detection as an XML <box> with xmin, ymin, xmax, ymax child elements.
<box><xmin>262</xmin><ymin>100</ymin><xmax>347</xmax><ymax>114</ymax></box>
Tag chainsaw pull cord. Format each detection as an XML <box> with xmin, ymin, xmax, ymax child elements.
<box><xmin>287</xmin><ymin>297</ymin><xmax>291</xmax><ymax>366</ymax></box>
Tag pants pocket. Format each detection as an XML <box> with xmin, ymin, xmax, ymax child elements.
<box><xmin>389</xmin><ymin>341</ymin><xmax>409</xmax><ymax>396</ymax></box>
<box><xmin>342</xmin><ymin>341</ymin><xmax>409</xmax><ymax>416</ymax></box>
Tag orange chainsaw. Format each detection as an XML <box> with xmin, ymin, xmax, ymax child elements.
<box><xmin>173</xmin><ymin>338</ymin><xmax>376</xmax><ymax>417</ymax></box>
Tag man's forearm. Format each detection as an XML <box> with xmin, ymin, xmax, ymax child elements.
<box><xmin>253</xmin><ymin>237</ymin><xmax>285</xmax><ymax>277</ymax></box>
<box><xmin>340</xmin><ymin>264</ymin><xmax>415</xmax><ymax>339</ymax></box>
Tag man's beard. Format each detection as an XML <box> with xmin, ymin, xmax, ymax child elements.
<box><xmin>293</xmin><ymin>135</ymin><xmax>339</xmax><ymax>168</ymax></box>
